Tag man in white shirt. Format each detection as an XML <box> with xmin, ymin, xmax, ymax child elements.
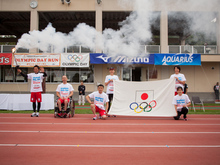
<box><xmin>105</xmin><ymin>67</ymin><xmax>119</xmax><ymax>116</ymax></box>
<box><xmin>86</xmin><ymin>84</ymin><xmax>109</xmax><ymax>120</ymax></box>
<box><xmin>172</xmin><ymin>86</ymin><xmax>191</xmax><ymax>121</ymax></box>
<box><xmin>56</xmin><ymin>75</ymin><xmax>74</xmax><ymax>117</ymax></box>
<box><xmin>17</xmin><ymin>65</ymin><xmax>47</xmax><ymax>117</ymax></box>
<box><xmin>170</xmin><ymin>66</ymin><xmax>186</xmax><ymax>95</ymax></box>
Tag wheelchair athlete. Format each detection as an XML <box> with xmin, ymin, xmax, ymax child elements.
<box><xmin>56</xmin><ymin>75</ymin><xmax>74</xmax><ymax>117</ymax></box>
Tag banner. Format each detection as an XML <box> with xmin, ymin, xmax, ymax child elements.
<box><xmin>61</xmin><ymin>53</ymin><xmax>89</xmax><ymax>67</ymax></box>
<box><xmin>12</xmin><ymin>54</ymin><xmax>60</xmax><ymax>67</ymax></box>
<box><xmin>154</xmin><ymin>53</ymin><xmax>201</xmax><ymax>65</ymax></box>
<box><xmin>108</xmin><ymin>78</ymin><xmax>176</xmax><ymax>117</ymax></box>
<box><xmin>0</xmin><ymin>53</ymin><xmax>12</xmax><ymax>65</ymax></box>
<box><xmin>90</xmin><ymin>53</ymin><xmax>154</xmax><ymax>64</ymax></box>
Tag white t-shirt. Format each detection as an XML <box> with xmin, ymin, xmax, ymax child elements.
<box><xmin>88</xmin><ymin>91</ymin><xmax>109</xmax><ymax>110</ymax></box>
<box><xmin>27</xmin><ymin>73</ymin><xmax>44</xmax><ymax>92</ymax></box>
<box><xmin>56</xmin><ymin>83</ymin><xmax>74</xmax><ymax>98</ymax></box>
<box><xmin>105</xmin><ymin>75</ymin><xmax>119</xmax><ymax>94</ymax></box>
<box><xmin>170</xmin><ymin>73</ymin><xmax>186</xmax><ymax>92</ymax></box>
<box><xmin>172</xmin><ymin>94</ymin><xmax>190</xmax><ymax>111</ymax></box>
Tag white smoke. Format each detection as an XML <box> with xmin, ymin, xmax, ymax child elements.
<box><xmin>16</xmin><ymin>0</ymin><xmax>219</xmax><ymax>55</ymax></box>
<box><xmin>16</xmin><ymin>0</ymin><xmax>154</xmax><ymax>57</ymax></box>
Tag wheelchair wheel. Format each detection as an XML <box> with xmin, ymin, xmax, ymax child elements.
<box><xmin>54</xmin><ymin>107</ymin><xmax>59</xmax><ymax>118</ymax></box>
<box><xmin>71</xmin><ymin>99</ymin><xmax>75</xmax><ymax>117</ymax></box>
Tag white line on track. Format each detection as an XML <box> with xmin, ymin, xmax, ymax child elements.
<box><xmin>0</xmin><ymin>130</ymin><xmax>220</xmax><ymax>134</ymax></box>
<box><xmin>0</xmin><ymin>144</ymin><xmax>220</xmax><ymax>148</ymax></box>
<box><xmin>0</xmin><ymin>122</ymin><xmax>220</xmax><ymax>126</ymax></box>
<box><xmin>0</xmin><ymin>117</ymin><xmax>220</xmax><ymax>120</ymax></box>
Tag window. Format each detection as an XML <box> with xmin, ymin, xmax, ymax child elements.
<box><xmin>0</xmin><ymin>66</ymin><xmax>28</xmax><ymax>82</ymax></box>
<box><xmin>43</xmin><ymin>65</ymin><xmax>94</xmax><ymax>83</ymax></box>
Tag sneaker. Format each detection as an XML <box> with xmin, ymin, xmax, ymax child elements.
<box><xmin>93</xmin><ymin>115</ymin><xmax>97</xmax><ymax>120</ymax></box>
<box><xmin>108</xmin><ymin>115</ymin><xmax>110</xmax><ymax>117</ymax></box>
<box><xmin>57</xmin><ymin>113</ymin><xmax>62</xmax><ymax>117</ymax></box>
<box><xmin>113</xmin><ymin>115</ymin><xmax>116</xmax><ymax>117</ymax></box>
<box><xmin>31</xmin><ymin>113</ymin><xmax>36</xmax><ymax>117</ymax></box>
<box><xmin>184</xmin><ymin>118</ymin><xmax>188</xmax><ymax>121</ymax></box>
<box><xmin>36</xmin><ymin>112</ymin><xmax>39</xmax><ymax>117</ymax></box>
<box><xmin>63</xmin><ymin>112</ymin><xmax>67</xmax><ymax>118</ymax></box>
<box><xmin>98</xmin><ymin>115</ymin><xmax>102</xmax><ymax>119</ymax></box>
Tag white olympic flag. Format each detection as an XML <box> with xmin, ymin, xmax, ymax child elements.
<box><xmin>61</xmin><ymin>53</ymin><xmax>90</xmax><ymax>67</ymax></box>
<box><xmin>108</xmin><ymin>78</ymin><xmax>176</xmax><ymax>117</ymax></box>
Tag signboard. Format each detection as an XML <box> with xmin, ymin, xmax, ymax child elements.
<box><xmin>61</xmin><ymin>53</ymin><xmax>90</xmax><ymax>67</ymax></box>
<box><xmin>90</xmin><ymin>53</ymin><xmax>154</xmax><ymax>64</ymax></box>
<box><xmin>12</xmin><ymin>54</ymin><xmax>60</xmax><ymax>67</ymax></box>
<box><xmin>0</xmin><ymin>53</ymin><xmax>12</xmax><ymax>65</ymax></box>
<box><xmin>154</xmin><ymin>53</ymin><xmax>201</xmax><ymax>65</ymax></box>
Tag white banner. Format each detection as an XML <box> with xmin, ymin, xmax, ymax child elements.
<box><xmin>12</xmin><ymin>54</ymin><xmax>60</xmax><ymax>67</ymax></box>
<box><xmin>61</xmin><ymin>53</ymin><xmax>89</xmax><ymax>67</ymax></box>
<box><xmin>108</xmin><ymin>78</ymin><xmax>176</xmax><ymax>117</ymax></box>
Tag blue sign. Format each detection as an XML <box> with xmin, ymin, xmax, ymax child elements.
<box><xmin>154</xmin><ymin>53</ymin><xmax>201</xmax><ymax>65</ymax></box>
<box><xmin>90</xmin><ymin>53</ymin><xmax>154</xmax><ymax>64</ymax></box>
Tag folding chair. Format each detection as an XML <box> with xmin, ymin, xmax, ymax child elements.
<box><xmin>191</xmin><ymin>96</ymin><xmax>205</xmax><ymax>112</ymax></box>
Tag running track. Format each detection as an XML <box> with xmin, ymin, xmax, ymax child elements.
<box><xmin>0</xmin><ymin>114</ymin><xmax>220</xmax><ymax>165</ymax></box>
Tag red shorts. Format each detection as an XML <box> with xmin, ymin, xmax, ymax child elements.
<box><xmin>30</xmin><ymin>92</ymin><xmax>42</xmax><ymax>102</ymax></box>
<box><xmin>95</xmin><ymin>106</ymin><xmax>106</xmax><ymax>117</ymax></box>
<box><xmin>58</xmin><ymin>98</ymin><xmax>70</xmax><ymax>104</ymax></box>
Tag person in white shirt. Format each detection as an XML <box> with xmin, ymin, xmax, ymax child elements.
<box><xmin>170</xmin><ymin>66</ymin><xmax>186</xmax><ymax>95</ymax></box>
<box><xmin>172</xmin><ymin>86</ymin><xmax>191</xmax><ymax>121</ymax></box>
<box><xmin>86</xmin><ymin>84</ymin><xmax>109</xmax><ymax>120</ymax></box>
<box><xmin>56</xmin><ymin>75</ymin><xmax>74</xmax><ymax>117</ymax></box>
<box><xmin>17</xmin><ymin>65</ymin><xmax>47</xmax><ymax>117</ymax></box>
<box><xmin>105</xmin><ymin>67</ymin><xmax>119</xmax><ymax>116</ymax></box>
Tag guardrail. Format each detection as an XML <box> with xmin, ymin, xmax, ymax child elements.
<box><xmin>0</xmin><ymin>45</ymin><xmax>217</xmax><ymax>54</ymax></box>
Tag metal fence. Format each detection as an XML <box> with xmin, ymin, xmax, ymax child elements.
<box><xmin>168</xmin><ymin>45</ymin><xmax>217</xmax><ymax>54</ymax></box>
<box><xmin>0</xmin><ymin>45</ymin><xmax>217</xmax><ymax>54</ymax></box>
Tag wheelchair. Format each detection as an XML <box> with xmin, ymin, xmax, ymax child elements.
<box><xmin>54</xmin><ymin>97</ymin><xmax>75</xmax><ymax>118</ymax></box>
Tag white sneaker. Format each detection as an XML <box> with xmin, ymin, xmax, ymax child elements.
<box><xmin>31</xmin><ymin>113</ymin><xmax>36</xmax><ymax>117</ymax></box>
<box><xmin>93</xmin><ymin>115</ymin><xmax>97</xmax><ymax>120</ymax></box>
<box><xmin>36</xmin><ymin>112</ymin><xmax>39</xmax><ymax>117</ymax></box>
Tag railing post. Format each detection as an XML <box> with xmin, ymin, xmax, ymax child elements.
<box><xmin>192</xmin><ymin>46</ymin><xmax>194</xmax><ymax>54</ymax></box>
<box><xmin>179</xmin><ymin>45</ymin><xmax>181</xmax><ymax>53</ymax></box>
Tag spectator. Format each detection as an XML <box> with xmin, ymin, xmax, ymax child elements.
<box><xmin>214</xmin><ymin>82</ymin><xmax>219</xmax><ymax>101</ymax></box>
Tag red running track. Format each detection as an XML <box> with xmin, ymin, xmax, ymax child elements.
<box><xmin>0</xmin><ymin>113</ymin><xmax>220</xmax><ymax>165</ymax></box>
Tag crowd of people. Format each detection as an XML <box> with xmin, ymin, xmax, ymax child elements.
<box><xmin>17</xmin><ymin>65</ymin><xmax>219</xmax><ymax>121</ymax></box>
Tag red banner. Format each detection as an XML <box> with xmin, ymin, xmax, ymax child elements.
<box><xmin>0</xmin><ymin>53</ymin><xmax>12</xmax><ymax>65</ymax></box>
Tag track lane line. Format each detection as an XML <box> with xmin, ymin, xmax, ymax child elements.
<box><xmin>0</xmin><ymin>144</ymin><xmax>220</xmax><ymax>148</ymax></box>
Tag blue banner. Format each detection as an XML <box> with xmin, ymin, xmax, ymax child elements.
<box><xmin>90</xmin><ymin>53</ymin><xmax>154</xmax><ymax>64</ymax></box>
<box><xmin>154</xmin><ymin>53</ymin><xmax>201</xmax><ymax>65</ymax></box>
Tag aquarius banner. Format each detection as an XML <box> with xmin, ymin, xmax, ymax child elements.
<box><xmin>154</xmin><ymin>53</ymin><xmax>201</xmax><ymax>65</ymax></box>
<box><xmin>108</xmin><ymin>78</ymin><xmax>176</xmax><ymax>117</ymax></box>
<box><xmin>12</xmin><ymin>54</ymin><xmax>60</xmax><ymax>67</ymax></box>
<box><xmin>61</xmin><ymin>53</ymin><xmax>90</xmax><ymax>67</ymax></box>
<box><xmin>90</xmin><ymin>53</ymin><xmax>154</xmax><ymax>64</ymax></box>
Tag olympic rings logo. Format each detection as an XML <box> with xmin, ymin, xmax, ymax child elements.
<box><xmin>68</xmin><ymin>54</ymin><xmax>83</xmax><ymax>62</ymax></box>
<box><xmin>129</xmin><ymin>100</ymin><xmax>157</xmax><ymax>113</ymax></box>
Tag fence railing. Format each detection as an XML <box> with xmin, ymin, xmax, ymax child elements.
<box><xmin>168</xmin><ymin>45</ymin><xmax>217</xmax><ymax>54</ymax></box>
<box><xmin>0</xmin><ymin>45</ymin><xmax>218</xmax><ymax>54</ymax></box>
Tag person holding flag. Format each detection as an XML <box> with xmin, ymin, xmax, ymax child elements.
<box><xmin>105</xmin><ymin>67</ymin><xmax>119</xmax><ymax>116</ymax></box>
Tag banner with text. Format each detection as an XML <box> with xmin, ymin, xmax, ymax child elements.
<box><xmin>61</xmin><ymin>53</ymin><xmax>89</xmax><ymax>67</ymax></box>
<box><xmin>12</xmin><ymin>54</ymin><xmax>60</xmax><ymax>67</ymax></box>
<box><xmin>108</xmin><ymin>78</ymin><xmax>176</xmax><ymax>117</ymax></box>
<box><xmin>90</xmin><ymin>53</ymin><xmax>154</xmax><ymax>64</ymax></box>
<box><xmin>0</xmin><ymin>53</ymin><xmax>12</xmax><ymax>65</ymax></box>
<box><xmin>154</xmin><ymin>53</ymin><xmax>201</xmax><ymax>65</ymax></box>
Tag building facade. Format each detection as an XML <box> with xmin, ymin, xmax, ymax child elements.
<box><xmin>0</xmin><ymin>0</ymin><xmax>220</xmax><ymax>101</ymax></box>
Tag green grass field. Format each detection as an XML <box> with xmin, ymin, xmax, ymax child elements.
<box><xmin>0</xmin><ymin>103</ymin><xmax>219</xmax><ymax>114</ymax></box>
